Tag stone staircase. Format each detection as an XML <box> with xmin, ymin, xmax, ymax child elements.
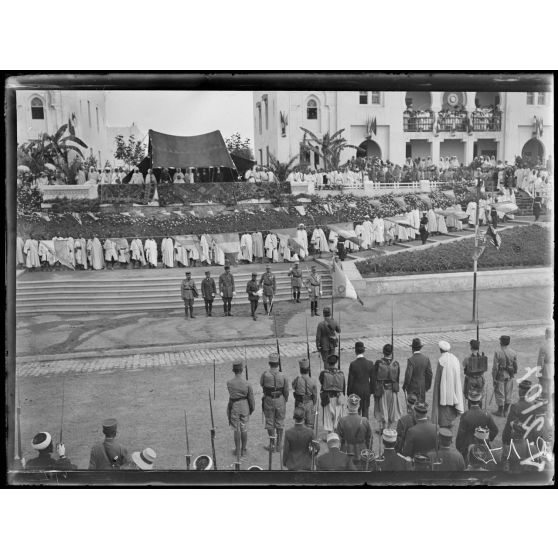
<box><xmin>515</xmin><ymin>189</ymin><xmax>535</xmax><ymax>216</ymax></box>
<box><xmin>16</xmin><ymin>267</ymin><xmax>333</xmax><ymax>315</ymax></box>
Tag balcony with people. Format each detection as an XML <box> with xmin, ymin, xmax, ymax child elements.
<box><xmin>403</xmin><ymin>92</ymin><xmax>434</xmax><ymax>132</ymax></box>
<box><xmin>471</xmin><ymin>92</ymin><xmax>502</xmax><ymax>132</ymax></box>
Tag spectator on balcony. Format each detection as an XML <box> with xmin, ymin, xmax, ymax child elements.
<box><xmin>173</xmin><ymin>168</ymin><xmax>185</xmax><ymax>184</ymax></box>
<box><xmin>131</xmin><ymin>167</ymin><xmax>145</xmax><ymax>185</ymax></box>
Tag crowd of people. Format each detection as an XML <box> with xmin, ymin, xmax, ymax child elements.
<box><xmin>19</xmin><ymin>325</ymin><xmax>553</xmax><ymax>473</ymax></box>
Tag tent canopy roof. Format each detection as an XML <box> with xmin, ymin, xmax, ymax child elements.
<box><xmin>149</xmin><ymin>129</ymin><xmax>236</xmax><ymax>169</ymax></box>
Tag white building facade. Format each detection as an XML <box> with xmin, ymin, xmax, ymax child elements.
<box><xmin>16</xmin><ymin>90</ymin><xmax>112</xmax><ymax>167</ymax></box>
<box><xmin>253</xmin><ymin>90</ymin><xmax>553</xmax><ymax>169</ymax></box>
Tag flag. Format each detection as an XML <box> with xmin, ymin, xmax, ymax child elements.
<box><xmin>295</xmin><ymin>205</ymin><xmax>306</xmax><ymax>216</ymax></box>
<box><xmin>332</xmin><ymin>258</ymin><xmax>363</xmax><ymax>305</ymax></box>
<box><xmin>329</xmin><ymin>222</ymin><xmax>364</xmax><ymax>247</ymax></box>
<box><xmin>53</xmin><ymin>239</ymin><xmax>74</xmax><ymax>269</ymax></box>
<box><xmin>484</xmin><ymin>225</ymin><xmax>501</xmax><ymax>250</ymax></box>
<box><xmin>71</xmin><ymin>212</ymin><xmax>82</xmax><ymax>225</ymax></box>
<box><xmin>87</xmin><ymin>212</ymin><xmax>99</xmax><ymax>221</ymax></box>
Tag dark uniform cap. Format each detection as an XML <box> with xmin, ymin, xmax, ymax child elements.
<box><xmin>411</xmin><ymin>338</ymin><xmax>423</xmax><ymax>350</ymax></box>
<box><xmin>499</xmin><ymin>335</ymin><xmax>511</xmax><ymax>346</ymax></box>
<box><xmin>268</xmin><ymin>353</ymin><xmax>280</xmax><ymax>364</ymax></box>
<box><xmin>102</xmin><ymin>418</ymin><xmax>117</xmax><ymax>429</ymax></box>
<box><xmin>251</xmin><ymin>272</ymin><xmax>257</xmax><ymax>277</ymax></box>
<box><xmin>185</xmin><ymin>271</ymin><xmax>191</xmax><ymax>275</ymax></box>
<box><xmin>469</xmin><ymin>339</ymin><xmax>480</xmax><ymax>350</ymax></box>
<box><xmin>347</xmin><ymin>394</ymin><xmax>361</xmax><ymax>409</ymax></box>
<box><xmin>293</xmin><ymin>407</ymin><xmax>305</xmax><ymax>421</ymax></box>
<box><xmin>323</xmin><ymin>307</ymin><xmax>331</xmax><ymax>317</ymax></box>
<box><xmin>205</xmin><ymin>270</ymin><xmax>211</xmax><ymax>275</ymax></box>
<box><xmin>474</xmin><ymin>426</ymin><xmax>490</xmax><ymax>440</ymax></box>
<box><xmin>224</xmin><ymin>265</ymin><xmax>230</xmax><ymax>269</ymax></box>
<box><xmin>382</xmin><ymin>343</ymin><xmax>393</xmax><ymax>356</ymax></box>
<box><xmin>232</xmin><ymin>359</ymin><xmax>244</xmax><ymax>372</ymax></box>
<box><xmin>355</xmin><ymin>341</ymin><xmax>365</xmax><ymax>350</ymax></box>
<box><xmin>327</xmin><ymin>354</ymin><xmax>339</xmax><ymax>364</ymax></box>
<box><xmin>299</xmin><ymin>358</ymin><xmax>310</xmax><ymax>370</ymax></box>
<box><xmin>438</xmin><ymin>428</ymin><xmax>453</xmax><ymax>440</ymax></box>
<box><xmin>413</xmin><ymin>402</ymin><xmax>428</xmax><ymax>414</ymax></box>
<box><xmin>413</xmin><ymin>454</ymin><xmax>431</xmax><ymax>464</ymax></box>
<box><xmin>407</xmin><ymin>393</ymin><xmax>418</xmax><ymax>405</ymax></box>
<box><xmin>468</xmin><ymin>388</ymin><xmax>483</xmax><ymax>401</ymax></box>
<box><xmin>518</xmin><ymin>380</ymin><xmax>532</xmax><ymax>392</ymax></box>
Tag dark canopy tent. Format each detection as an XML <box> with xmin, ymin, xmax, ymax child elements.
<box><xmin>231</xmin><ymin>153</ymin><xmax>256</xmax><ymax>177</ymax></box>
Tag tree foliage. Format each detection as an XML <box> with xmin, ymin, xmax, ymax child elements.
<box><xmin>299</xmin><ymin>127</ymin><xmax>359</xmax><ymax>171</ymax></box>
<box><xmin>268</xmin><ymin>154</ymin><xmax>299</xmax><ymax>182</ymax></box>
<box><xmin>113</xmin><ymin>135</ymin><xmax>146</xmax><ymax>168</ymax></box>
<box><xmin>225</xmin><ymin>132</ymin><xmax>254</xmax><ymax>160</ymax></box>
<box><xmin>17</xmin><ymin>182</ymin><xmax>43</xmax><ymax>213</ymax></box>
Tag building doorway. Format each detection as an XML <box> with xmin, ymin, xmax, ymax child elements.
<box><xmin>521</xmin><ymin>138</ymin><xmax>545</xmax><ymax>166</ymax></box>
<box><xmin>357</xmin><ymin>139</ymin><xmax>382</xmax><ymax>159</ymax></box>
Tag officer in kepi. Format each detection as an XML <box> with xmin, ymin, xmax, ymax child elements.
<box><xmin>246</xmin><ymin>272</ymin><xmax>260</xmax><ymax>321</ymax></box>
<box><xmin>292</xmin><ymin>358</ymin><xmax>318</xmax><ymax>429</ymax></box>
<box><xmin>260</xmin><ymin>353</ymin><xmax>289</xmax><ymax>452</ymax></box>
<box><xmin>181</xmin><ymin>271</ymin><xmax>199</xmax><ymax>319</ymax></box>
<box><xmin>259</xmin><ymin>264</ymin><xmax>276</xmax><ymax>315</ymax></box>
<box><xmin>227</xmin><ymin>359</ymin><xmax>255</xmax><ymax>457</ymax></box>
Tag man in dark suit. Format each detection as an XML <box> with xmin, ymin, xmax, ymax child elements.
<box><xmin>395</xmin><ymin>393</ymin><xmax>417</xmax><ymax>453</ymax></box>
<box><xmin>282</xmin><ymin>408</ymin><xmax>313</xmax><ymax>471</ymax></box>
<box><xmin>402</xmin><ymin>402</ymin><xmax>437</xmax><ymax>457</ymax></box>
<box><xmin>456</xmin><ymin>388</ymin><xmax>498</xmax><ymax>459</ymax></box>
<box><xmin>403</xmin><ymin>338</ymin><xmax>433</xmax><ymax>402</ymax></box>
<box><xmin>502</xmin><ymin>380</ymin><xmax>535</xmax><ymax>445</ymax></box>
<box><xmin>316</xmin><ymin>307</ymin><xmax>340</xmax><ymax>366</ymax></box>
<box><xmin>428</xmin><ymin>428</ymin><xmax>465</xmax><ymax>471</ymax></box>
<box><xmin>316</xmin><ymin>433</ymin><xmax>357</xmax><ymax>471</ymax></box>
<box><xmin>377</xmin><ymin>428</ymin><xmax>412</xmax><ymax>471</ymax></box>
<box><xmin>347</xmin><ymin>341</ymin><xmax>374</xmax><ymax>419</ymax></box>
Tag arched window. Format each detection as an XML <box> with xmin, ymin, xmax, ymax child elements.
<box><xmin>31</xmin><ymin>97</ymin><xmax>44</xmax><ymax>120</ymax></box>
<box><xmin>307</xmin><ymin>99</ymin><xmax>318</xmax><ymax>120</ymax></box>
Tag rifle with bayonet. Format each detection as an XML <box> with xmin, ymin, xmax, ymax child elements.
<box><xmin>235</xmin><ymin>423</ymin><xmax>241</xmax><ymax>471</ymax></box>
<box><xmin>208</xmin><ymin>389</ymin><xmax>217</xmax><ymax>470</ymax></box>
<box><xmin>15</xmin><ymin>381</ymin><xmax>22</xmax><ymax>467</ymax></box>
<box><xmin>311</xmin><ymin>398</ymin><xmax>320</xmax><ymax>471</ymax></box>
<box><xmin>337</xmin><ymin>312</ymin><xmax>341</xmax><ymax>368</ymax></box>
<box><xmin>244</xmin><ymin>346</ymin><xmax>249</xmax><ymax>381</ymax></box>
<box><xmin>273</xmin><ymin>313</ymin><xmax>282</xmax><ymax>372</ymax></box>
<box><xmin>184</xmin><ymin>409</ymin><xmax>191</xmax><ymax>470</ymax></box>
<box><xmin>305</xmin><ymin>313</ymin><xmax>312</xmax><ymax>377</ymax></box>
<box><xmin>59</xmin><ymin>374</ymin><xmax>66</xmax><ymax>445</ymax></box>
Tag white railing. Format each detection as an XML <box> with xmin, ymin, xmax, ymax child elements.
<box><xmin>303</xmin><ymin>180</ymin><xmax>448</xmax><ymax>198</ymax></box>
<box><xmin>38</xmin><ymin>183</ymin><xmax>98</xmax><ymax>200</ymax></box>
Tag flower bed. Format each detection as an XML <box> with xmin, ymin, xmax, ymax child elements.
<box><xmin>356</xmin><ymin>225</ymin><xmax>552</xmax><ymax>277</ymax></box>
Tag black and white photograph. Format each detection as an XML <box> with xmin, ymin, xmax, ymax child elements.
<box><xmin>4</xmin><ymin>72</ymin><xmax>554</xmax><ymax>487</ymax></box>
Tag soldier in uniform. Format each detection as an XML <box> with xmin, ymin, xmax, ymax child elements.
<box><xmin>180</xmin><ymin>271</ymin><xmax>199</xmax><ymax>319</ymax></box>
<box><xmin>464</xmin><ymin>426</ymin><xmax>500</xmax><ymax>470</ymax></box>
<box><xmin>89</xmin><ymin>418</ymin><xmax>130</xmax><ymax>470</ymax></box>
<box><xmin>201</xmin><ymin>270</ymin><xmax>216</xmax><ymax>317</ymax></box>
<box><xmin>456</xmin><ymin>388</ymin><xmax>498</xmax><ymax>459</ymax></box>
<box><xmin>246</xmin><ymin>272</ymin><xmax>260</xmax><ymax>321</ymax></box>
<box><xmin>219</xmin><ymin>264</ymin><xmax>236</xmax><ymax>317</ymax></box>
<box><xmin>427</xmin><ymin>428</ymin><xmax>465</xmax><ymax>471</ymax></box>
<box><xmin>316</xmin><ymin>307</ymin><xmax>340</xmax><ymax>366</ymax></box>
<box><xmin>491</xmin><ymin>335</ymin><xmax>518</xmax><ymax>417</ymax></box>
<box><xmin>412</xmin><ymin>454</ymin><xmax>432</xmax><ymax>471</ymax></box>
<box><xmin>377</xmin><ymin>428</ymin><xmax>412</xmax><ymax>471</ymax></box>
<box><xmin>25</xmin><ymin>431</ymin><xmax>77</xmax><ymax>471</ymax></box>
<box><xmin>347</xmin><ymin>341</ymin><xmax>374</xmax><ymax>419</ymax></box>
<box><xmin>336</xmin><ymin>394</ymin><xmax>372</xmax><ymax>469</ymax></box>
<box><xmin>502</xmin><ymin>380</ymin><xmax>535</xmax><ymax>445</ymax></box>
<box><xmin>282</xmin><ymin>407</ymin><xmax>313</xmax><ymax>471</ymax></box>
<box><xmin>305</xmin><ymin>265</ymin><xmax>322</xmax><ymax>316</ymax></box>
<box><xmin>260</xmin><ymin>353</ymin><xmax>289</xmax><ymax>452</ymax></box>
<box><xmin>259</xmin><ymin>264</ymin><xmax>276</xmax><ymax>315</ymax></box>
<box><xmin>403</xmin><ymin>338</ymin><xmax>433</xmax><ymax>403</ymax></box>
<box><xmin>373</xmin><ymin>343</ymin><xmax>402</xmax><ymax>430</ymax></box>
<box><xmin>316</xmin><ymin>432</ymin><xmax>357</xmax><ymax>471</ymax></box>
<box><xmin>227</xmin><ymin>359</ymin><xmax>255</xmax><ymax>457</ymax></box>
<box><xmin>319</xmin><ymin>354</ymin><xmax>346</xmax><ymax>437</ymax></box>
<box><xmin>288</xmin><ymin>262</ymin><xmax>303</xmax><ymax>303</ymax></box>
<box><xmin>292</xmin><ymin>358</ymin><xmax>318</xmax><ymax>429</ymax></box>
<box><xmin>402</xmin><ymin>402</ymin><xmax>437</xmax><ymax>458</ymax></box>
<box><xmin>395</xmin><ymin>393</ymin><xmax>417</xmax><ymax>453</ymax></box>
<box><xmin>462</xmin><ymin>339</ymin><xmax>488</xmax><ymax>408</ymax></box>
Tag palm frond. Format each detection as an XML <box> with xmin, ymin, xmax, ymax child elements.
<box><xmin>299</xmin><ymin>127</ymin><xmax>319</xmax><ymax>143</ymax></box>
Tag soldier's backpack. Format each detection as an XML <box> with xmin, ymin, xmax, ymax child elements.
<box><xmin>326</xmin><ymin>321</ymin><xmax>338</xmax><ymax>349</ymax></box>
<box><xmin>466</xmin><ymin>353</ymin><xmax>488</xmax><ymax>375</ymax></box>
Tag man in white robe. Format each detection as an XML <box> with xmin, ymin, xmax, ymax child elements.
<box><xmin>87</xmin><ymin>237</ymin><xmax>104</xmax><ymax>270</ymax></box>
<box><xmin>161</xmin><ymin>237</ymin><xmax>174</xmax><ymax>268</ymax></box>
<box><xmin>240</xmin><ymin>233</ymin><xmax>253</xmax><ymax>262</ymax></box>
<box><xmin>103</xmin><ymin>238</ymin><xmax>118</xmax><ymax>269</ymax></box>
<box><xmin>23</xmin><ymin>237</ymin><xmax>41</xmax><ymax>269</ymax></box>
<box><xmin>295</xmin><ymin>225</ymin><xmax>308</xmax><ymax>260</ymax></box>
<box><xmin>130</xmin><ymin>168</ymin><xmax>144</xmax><ymax>185</ymax></box>
<box><xmin>144</xmin><ymin>238</ymin><xmax>158</xmax><ymax>268</ymax></box>
<box><xmin>130</xmin><ymin>238</ymin><xmax>146</xmax><ymax>268</ymax></box>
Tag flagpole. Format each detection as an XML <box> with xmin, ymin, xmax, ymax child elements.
<box><xmin>472</xmin><ymin>177</ymin><xmax>481</xmax><ymax>323</ymax></box>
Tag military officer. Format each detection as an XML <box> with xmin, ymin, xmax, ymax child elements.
<box><xmin>180</xmin><ymin>271</ymin><xmax>199</xmax><ymax>319</ymax></box>
<box><xmin>316</xmin><ymin>432</ymin><xmax>357</xmax><ymax>471</ymax></box>
<box><xmin>316</xmin><ymin>307</ymin><xmax>340</xmax><ymax>366</ymax></box>
<box><xmin>246</xmin><ymin>272</ymin><xmax>260</xmax><ymax>320</ymax></box>
<box><xmin>259</xmin><ymin>264</ymin><xmax>276</xmax><ymax>315</ymax></box>
<box><xmin>219</xmin><ymin>264</ymin><xmax>236</xmax><ymax>317</ymax></box>
<box><xmin>319</xmin><ymin>353</ymin><xmax>346</xmax><ymax>437</ymax></box>
<box><xmin>25</xmin><ymin>431</ymin><xmax>77</xmax><ymax>471</ymax></box>
<box><xmin>292</xmin><ymin>358</ymin><xmax>318</xmax><ymax>429</ymax></box>
<box><xmin>201</xmin><ymin>270</ymin><xmax>216</xmax><ymax>317</ymax></box>
<box><xmin>456</xmin><ymin>388</ymin><xmax>498</xmax><ymax>459</ymax></box>
<box><xmin>412</xmin><ymin>454</ymin><xmax>432</xmax><ymax>471</ymax></box>
<box><xmin>502</xmin><ymin>380</ymin><xmax>535</xmax><ymax>445</ymax></box>
<box><xmin>376</xmin><ymin>428</ymin><xmax>412</xmax><ymax>471</ymax></box>
<box><xmin>227</xmin><ymin>359</ymin><xmax>255</xmax><ymax>457</ymax></box>
<box><xmin>305</xmin><ymin>265</ymin><xmax>322</xmax><ymax>316</ymax></box>
<box><xmin>282</xmin><ymin>407</ymin><xmax>314</xmax><ymax>471</ymax></box>
<box><xmin>402</xmin><ymin>402</ymin><xmax>437</xmax><ymax>458</ymax></box>
<box><xmin>463</xmin><ymin>339</ymin><xmax>488</xmax><ymax>407</ymax></box>
<box><xmin>288</xmin><ymin>262</ymin><xmax>303</xmax><ymax>303</ymax></box>
<box><xmin>336</xmin><ymin>394</ymin><xmax>372</xmax><ymax>469</ymax></box>
<box><xmin>260</xmin><ymin>353</ymin><xmax>289</xmax><ymax>452</ymax></box>
<box><xmin>89</xmin><ymin>418</ymin><xmax>130</xmax><ymax>470</ymax></box>
<box><xmin>492</xmin><ymin>335</ymin><xmax>518</xmax><ymax>417</ymax></box>
<box><xmin>395</xmin><ymin>393</ymin><xmax>417</xmax><ymax>453</ymax></box>
<box><xmin>347</xmin><ymin>341</ymin><xmax>375</xmax><ymax>419</ymax></box>
<box><xmin>428</xmin><ymin>428</ymin><xmax>465</xmax><ymax>471</ymax></box>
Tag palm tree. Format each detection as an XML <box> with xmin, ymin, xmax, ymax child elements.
<box><xmin>299</xmin><ymin>127</ymin><xmax>359</xmax><ymax>172</ymax></box>
<box><xmin>268</xmin><ymin>153</ymin><xmax>299</xmax><ymax>182</ymax></box>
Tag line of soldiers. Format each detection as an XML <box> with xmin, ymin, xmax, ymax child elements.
<box><xmin>180</xmin><ymin>263</ymin><xmax>323</xmax><ymax>320</ymax></box>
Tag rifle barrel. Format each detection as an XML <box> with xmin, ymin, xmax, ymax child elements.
<box><xmin>213</xmin><ymin>360</ymin><xmax>216</xmax><ymax>400</ymax></box>
<box><xmin>59</xmin><ymin>374</ymin><xmax>66</xmax><ymax>444</ymax></box>
<box><xmin>305</xmin><ymin>313</ymin><xmax>312</xmax><ymax>377</ymax></box>
<box><xmin>273</xmin><ymin>314</ymin><xmax>282</xmax><ymax>372</ymax></box>
<box><xmin>244</xmin><ymin>346</ymin><xmax>248</xmax><ymax>381</ymax></box>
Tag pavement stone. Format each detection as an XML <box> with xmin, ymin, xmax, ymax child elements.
<box><xmin>15</xmin><ymin>324</ymin><xmax>547</xmax><ymax>378</ymax></box>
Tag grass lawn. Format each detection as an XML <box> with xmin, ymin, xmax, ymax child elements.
<box><xmin>357</xmin><ymin>224</ymin><xmax>552</xmax><ymax>277</ymax></box>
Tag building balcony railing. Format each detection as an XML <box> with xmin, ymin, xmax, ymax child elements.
<box><xmin>471</xmin><ymin>110</ymin><xmax>502</xmax><ymax>132</ymax></box>
<box><xmin>403</xmin><ymin>113</ymin><xmax>434</xmax><ymax>132</ymax></box>
<box><xmin>437</xmin><ymin>111</ymin><xmax>468</xmax><ymax>132</ymax></box>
